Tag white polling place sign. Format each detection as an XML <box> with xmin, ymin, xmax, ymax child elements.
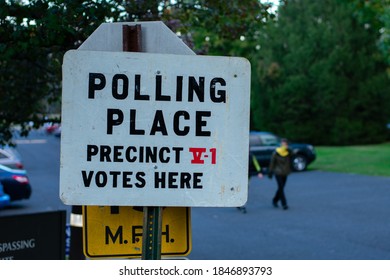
<box><xmin>60</xmin><ymin>50</ymin><xmax>250</xmax><ymax>207</ymax></box>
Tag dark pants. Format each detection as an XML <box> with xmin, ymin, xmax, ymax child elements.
<box><xmin>273</xmin><ymin>175</ymin><xmax>288</xmax><ymax>207</ymax></box>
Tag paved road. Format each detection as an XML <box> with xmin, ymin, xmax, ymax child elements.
<box><xmin>1</xmin><ymin>130</ymin><xmax>390</xmax><ymax>260</ymax></box>
<box><xmin>0</xmin><ymin>130</ymin><xmax>71</xmax><ymax>218</ymax></box>
<box><xmin>189</xmin><ymin>170</ymin><xmax>390</xmax><ymax>260</ymax></box>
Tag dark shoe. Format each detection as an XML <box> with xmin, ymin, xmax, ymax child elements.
<box><xmin>237</xmin><ymin>207</ymin><xmax>247</xmax><ymax>213</ymax></box>
<box><xmin>283</xmin><ymin>205</ymin><xmax>289</xmax><ymax>210</ymax></box>
<box><xmin>272</xmin><ymin>201</ymin><xmax>278</xmax><ymax>208</ymax></box>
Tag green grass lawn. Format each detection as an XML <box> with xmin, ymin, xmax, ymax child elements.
<box><xmin>309</xmin><ymin>142</ymin><xmax>390</xmax><ymax>177</ymax></box>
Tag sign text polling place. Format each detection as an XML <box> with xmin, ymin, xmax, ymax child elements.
<box><xmin>60</xmin><ymin>50</ymin><xmax>251</xmax><ymax>207</ymax></box>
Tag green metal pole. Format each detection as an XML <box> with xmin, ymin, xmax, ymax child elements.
<box><xmin>142</xmin><ymin>206</ymin><xmax>162</xmax><ymax>260</ymax></box>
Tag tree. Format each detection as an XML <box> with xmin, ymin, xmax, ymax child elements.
<box><xmin>166</xmin><ymin>0</ymin><xmax>274</xmax><ymax>129</ymax></box>
<box><xmin>0</xmin><ymin>0</ymin><xmax>122</xmax><ymax>145</ymax></box>
<box><xmin>252</xmin><ymin>0</ymin><xmax>390</xmax><ymax>145</ymax></box>
<box><xmin>350</xmin><ymin>0</ymin><xmax>390</xmax><ymax>74</ymax></box>
<box><xmin>1</xmin><ymin>0</ymin><xmax>274</xmax><ymax>145</ymax></box>
<box><xmin>168</xmin><ymin>0</ymin><xmax>272</xmax><ymax>56</ymax></box>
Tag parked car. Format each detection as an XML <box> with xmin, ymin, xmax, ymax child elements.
<box><xmin>0</xmin><ymin>181</ymin><xmax>11</xmax><ymax>208</ymax></box>
<box><xmin>249</xmin><ymin>131</ymin><xmax>316</xmax><ymax>171</ymax></box>
<box><xmin>44</xmin><ymin>122</ymin><xmax>60</xmax><ymax>134</ymax></box>
<box><xmin>53</xmin><ymin>125</ymin><xmax>61</xmax><ymax>137</ymax></box>
<box><xmin>0</xmin><ymin>164</ymin><xmax>32</xmax><ymax>201</ymax></box>
<box><xmin>0</xmin><ymin>146</ymin><xmax>24</xmax><ymax>169</ymax></box>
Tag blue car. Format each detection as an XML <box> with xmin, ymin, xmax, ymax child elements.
<box><xmin>0</xmin><ymin>164</ymin><xmax>32</xmax><ymax>201</ymax></box>
<box><xmin>0</xmin><ymin>181</ymin><xmax>11</xmax><ymax>208</ymax></box>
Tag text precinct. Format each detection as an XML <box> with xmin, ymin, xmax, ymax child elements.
<box><xmin>60</xmin><ymin>51</ymin><xmax>251</xmax><ymax>207</ymax></box>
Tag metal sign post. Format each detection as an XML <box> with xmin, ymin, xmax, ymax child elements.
<box><xmin>122</xmin><ymin>25</ymin><xmax>162</xmax><ymax>260</ymax></box>
<box><xmin>142</xmin><ymin>206</ymin><xmax>162</xmax><ymax>260</ymax></box>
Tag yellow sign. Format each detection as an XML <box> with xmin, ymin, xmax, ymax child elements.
<box><xmin>83</xmin><ymin>206</ymin><xmax>191</xmax><ymax>258</ymax></box>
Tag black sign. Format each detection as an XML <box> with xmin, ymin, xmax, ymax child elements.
<box><xmin>0</xmin><ymin>211</ymin><xmax>66</xmax><ymax>260</ymax></box>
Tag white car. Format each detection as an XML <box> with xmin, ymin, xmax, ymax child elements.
<box><xmin>0</xmin><ymin>146</ymin><xmax>24</xmax><ymax>169</ymax></box>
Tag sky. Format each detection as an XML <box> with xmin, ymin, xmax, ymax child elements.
<box><xmin>261</xmin><ymin>0</ymin><xmax>280</xmax><ymax>13</ymax></box>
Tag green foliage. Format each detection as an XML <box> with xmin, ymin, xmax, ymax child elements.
<box><xmin>167</xmin><ymin>0</ymin><xmax>273</xmax><ymax>58</ymax></box>
<box><xmin>1</xmin><ymin>0</ymin><xmax>389</xmax><ymax>147</ymax></box>
<box><xmin>0</xmin><ymin>0</ymin><xmax>274</xmax><ymax>145</ymax></box>
<box><xmin>252</xmin><ymin>0</ymin><xmax>390</xmax><ymax>145</ymax></box>
<box><xmin>116</xmin><ymin>0</ymin><xmax>162</xmax><ymax>21</ymax></box>
<box><xmin>167</xmin><ymin>0</ymin><xmax>274</xmax><ymax>130</ymax></box>
<box><xmin>0</xmin><ymin>0</ymin><xmax>122</xmax><ymax>145</ymax></box>
<box><xmin>350</xmin><ymin>0</ymin><xmax>390</xmax><ymax>71</ymax></box>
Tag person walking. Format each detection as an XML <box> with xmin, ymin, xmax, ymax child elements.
<box><xmin>237</xmin><ymin>152</ymin><xmax>263</xmax><ymax>213</ymax></box>
<box><xmin>268</xmin><ymin>138</ymin><xmax>292</xmax><ymax>210</ymax></box>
